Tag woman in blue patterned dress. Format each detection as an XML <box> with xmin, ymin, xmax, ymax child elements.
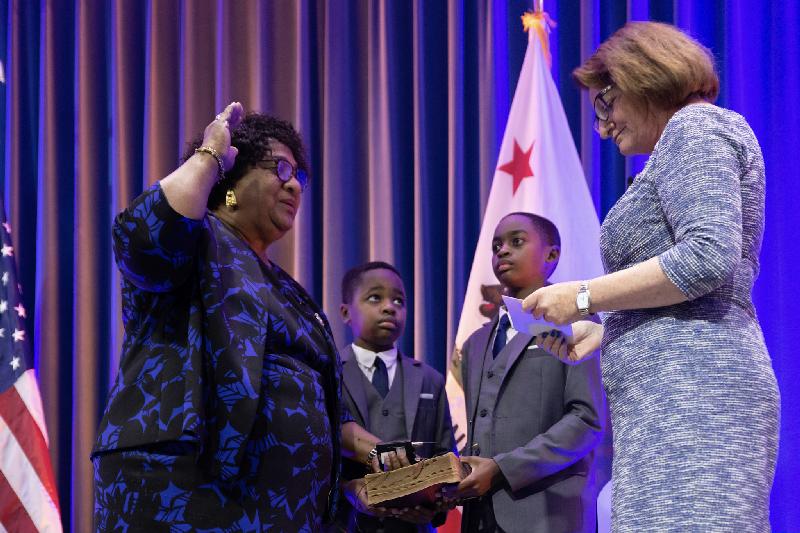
<box><xmin>522</xmin><ymin>22</ymin><xmax>779</xmax><ymax>532</ymax></box>
<box><xmin>92</xmin><ymin>103</ymin><xmax>384</xmax><ymax>531</ymax></box>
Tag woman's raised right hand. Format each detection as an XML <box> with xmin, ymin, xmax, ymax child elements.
<box><xmin>202</xmin><ymin>101</ymin><xmax>244</xmax><ymax>171</ymax></box>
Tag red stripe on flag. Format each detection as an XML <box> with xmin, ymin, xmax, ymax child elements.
<box><xmin>0</xmin><ymin>386</ymin><xmax>61</xmax><ymax>510</ymax></box>
<box><xmin>0</xmin><ymin>469</ymin><xmax>39</xmax><ymax>533</ymax></box>
<box><xmin>439</xmin><ymin>508</ymin><xmax>463</xmax><ymax>533</ymax></box>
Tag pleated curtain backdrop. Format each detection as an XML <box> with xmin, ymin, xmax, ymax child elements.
<box><xmin>2</xmin><ymin>1</ymin><xmax>798</xmax><ymax>530</ymax></box>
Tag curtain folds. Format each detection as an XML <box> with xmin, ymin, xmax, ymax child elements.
<box><xmin>3</xmin><ymin>0</ymin><xmax>797</xmax><ymax>530</ymax></box>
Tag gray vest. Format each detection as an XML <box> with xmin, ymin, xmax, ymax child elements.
<box><xmin>362</xmin><ymin>362</ymin><xmax>407</xmax><ymax>442</ymax></box>
<box><xmin>471</xmin><ymin>327</ymin><xmax>514</xmax><ymax>458</ymax></box>
<box><xmin>355</xmin><ymin>364</ymin><xmax>425</xmax><ymax>533</ymax></box>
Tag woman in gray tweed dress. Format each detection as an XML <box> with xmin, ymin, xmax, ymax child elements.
<box><xmin>522</xmin><ymin>22</ymin><xmax>779</xmax><ymax>532</ymax></box>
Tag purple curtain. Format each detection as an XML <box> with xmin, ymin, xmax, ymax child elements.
<box><xmin>2</xmin><ymin>0</ymin><xmax>797</xmax><ymax>530</ymax></box>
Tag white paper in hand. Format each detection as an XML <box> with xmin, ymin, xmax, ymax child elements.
<box><xmin>501</xmin><ymin>295</ymin><xmax>574</xmax><ymax>343</ymax></box>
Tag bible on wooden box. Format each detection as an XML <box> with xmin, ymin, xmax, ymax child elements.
<box><xmin>364</xmin><ymin>452</ymin><xmax>468</xmax><ymax>508</ymax></box>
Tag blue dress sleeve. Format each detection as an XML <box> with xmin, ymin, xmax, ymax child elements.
<box><xmin>341</xmin><ymin>402</ymin><xmax>355</xmax><ymax>424</ymax></box>
<box><xmin>654</xmin><ymin>108</ymin><xmax>745</xmax><ymax>300</ymax></box>
<box><xmin>112</xmin><ymin>183</ymin><xmax>203</xmax><ymax>292</ymax></box>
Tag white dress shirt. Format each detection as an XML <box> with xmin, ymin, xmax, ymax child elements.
<box><xmin>351</xmin><ymin>344</ymin><xmax>399</xmax><ymax>388</ymax></box>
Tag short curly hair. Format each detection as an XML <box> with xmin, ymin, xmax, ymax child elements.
<box><xmin>500</xmin><ymin>212</ymin><xmax>561</xmax><ymax>248</ymax></box>
<box><xmin>572</xmin><ymin>22</ymin><xmax>719</xmax><ymax>110</ymax></box>
<box><xmin>341</xmin><ymin>261</ymin><xmax>404</xmax><ymax>304</ymax></box>
<box><xmin>182</xmin><ymin>112</ymin><xmax>309</xmax><ymax>209</ymax></box>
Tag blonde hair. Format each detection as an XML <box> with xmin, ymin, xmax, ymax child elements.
<box><xmin>573</xmin><ymin>22</ymin><xmax>719</xmax><ymax>110</ymax></box>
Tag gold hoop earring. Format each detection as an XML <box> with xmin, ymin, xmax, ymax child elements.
<box><xmin>225</xmin><ymin>189</ymin><xmax>238</xmax><ymax>208</ymax></box>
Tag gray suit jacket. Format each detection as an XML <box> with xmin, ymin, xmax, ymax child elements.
<box><xmin>461</xmin><ymin>318</ymin><xmax>605</xmax><ymax>533</ymax></box>
<box><xmin>337</xmin><ymin>345</ymin><xmax>456</xmax><ymax>532</ymax></box>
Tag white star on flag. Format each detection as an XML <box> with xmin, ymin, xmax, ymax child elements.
<box><xmin>0</xmin><ymin>209</ymin><xmax>63</xmax><ymax>531</ymax></box>
<box><xmin>1</xmin><ymin>222</ymin><xmax>10</xmax><ymax>233</ymax></box>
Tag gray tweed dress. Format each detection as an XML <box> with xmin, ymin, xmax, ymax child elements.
<box><xmin>599</xmin><ymin>104</ymin><xmax>779</xmax><ymax>532</ymax></box>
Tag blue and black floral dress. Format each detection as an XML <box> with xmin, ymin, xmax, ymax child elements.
<box><xmin>92</xmin><ymin>184</ymin><xmax>351</xmax><ymax>532</ymax></box>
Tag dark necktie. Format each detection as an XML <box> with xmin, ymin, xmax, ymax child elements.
<box><xmin>492</xmin><ymin>314</ymin><xmax>511</xmax><ymax>358</ymax></box>
<box><xmin>372</xmin><ymin>356</ymin><xmax>389</xmax><ymax>398</ymax></box>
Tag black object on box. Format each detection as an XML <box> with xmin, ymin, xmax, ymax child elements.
<box><xmin>375</xmin><ymin>440</ymin><xmax>417</xmax><ymax>470</ymax></box>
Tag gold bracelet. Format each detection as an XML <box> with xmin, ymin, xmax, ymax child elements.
<box><xmin>195</xmin><ymin>146</ymin><xmax>225</xmax><ymax>181</ymax></box>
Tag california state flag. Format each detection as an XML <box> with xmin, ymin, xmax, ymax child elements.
<box><xmin>445</xmin><ymin>11</ymin><xmax>604</xmax><ymax>453</ymax></box>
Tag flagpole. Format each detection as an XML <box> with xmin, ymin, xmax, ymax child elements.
<box><xmin>522</xmin><ymin>3</ymin><xmax>555</xmax><ymax>69</ymax></box>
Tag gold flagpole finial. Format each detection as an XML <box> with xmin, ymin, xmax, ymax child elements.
<box><xmin>521</xmin><ymin>4</ymin><xmax>557</xmax><ymax>69</ymax></box>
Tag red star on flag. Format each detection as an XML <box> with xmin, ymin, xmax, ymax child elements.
<box><xmin>497</xmin><ymin>139</ymin><xmax>535</xmax><ymax>194</ymax></box>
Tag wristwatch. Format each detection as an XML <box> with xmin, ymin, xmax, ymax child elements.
<box><xmin>576</xmin><ymin>281</ymin><xmax>591</xmax><ymax>316</ymax></box>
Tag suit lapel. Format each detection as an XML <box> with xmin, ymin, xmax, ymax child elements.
<box><xmin>341</xmin><ymin>345</ymin><xmax>370</xmax><ymax>427</ymax></box>
<box><xmin>468</xmin><ymin>320</ymin><xmax>495</xmax><ymax>427</ymax></box>
<box><xmin>497</xmin><ymin>331</ymin><xmax>534</xmax><ymax>389</ymax></box>
<box><xmin>401</xmin><ymin>355</ymin><xmax>424</xmax><ymax>439</ymax></box>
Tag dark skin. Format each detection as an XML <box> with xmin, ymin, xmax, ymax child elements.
<box><xmin>448</xmin><ymin>213</ymin><xmax>560</xmax><ymax>502</ymax></box>
<box><xmin>340</xmin><ymin>268</ymin><xmax>407</xmax><ymax>352</ymax></box>
<box><xmin>491</xmin><ymin>214</ymin><xmax>560</xmax><ymax>300</ymax></box>
<box><xmin>340</xmin><ymin>268</ymin><xmax>451</xmax><ymax>523</ymax></box>
<box><xmin>165</xmin><ymin>104</ymin><xmax>415</xmax><ymax>518</ymax></box>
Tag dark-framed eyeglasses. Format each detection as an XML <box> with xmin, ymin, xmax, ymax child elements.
<box><xmin>593</xmin><ymin>84</ymin><xmax>615</xmax><ymax>131</ymax></box>
<box><xmin>257</xmin><ymin>157</ymin><xmax>309</xmax><ymax>191</ymax></box>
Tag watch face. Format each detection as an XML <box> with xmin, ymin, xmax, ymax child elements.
<box><xmin>577</xmin><ymin>293</ymin><xmax>589</xmax><ymax>309</ymax></box>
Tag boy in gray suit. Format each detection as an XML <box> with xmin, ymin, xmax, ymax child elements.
<box><xmin>334</xmin><ymin>261</ymin><xmax>456</xmax><ymax>532</ymax></box>
<box><xmin>452</xmin><ymin>213</ymin><xmax>605</xmax><ymax>533</ymax></box>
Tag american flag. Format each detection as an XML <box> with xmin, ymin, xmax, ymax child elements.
<box><xmin>0</xmin><ymin>212</ymin><xmax>61</xmax><ymax>532</ymax></box>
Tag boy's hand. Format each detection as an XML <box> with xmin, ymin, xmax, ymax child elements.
<box><xmin>449</xmin><ymin>456</ymin><xmax>502</xmax><ymax>500</ymax></box>
<box><xmin>522</xmin><ymin>281</ymin><xmax>583</xmax><ymax>325</ymax></box>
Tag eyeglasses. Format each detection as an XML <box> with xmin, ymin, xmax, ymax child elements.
<box><xmin>593</xmin><ymin>84</ymin><xmax>615</xmax><ymax>132</ymax></box>
<box><xmin>257</xmin><ymin>157</ymin><xmax>309</xmax><ymax>191</ymax></box>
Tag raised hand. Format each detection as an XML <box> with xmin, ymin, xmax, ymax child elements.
<box><xmin>160</xmin><ymin>102</ymin><xmax>244</xmax><ymax>219</ymax></box>
<box><xmin>202</xmin><ymin>101</ymin><xmax>244</xmax><ymax>171</ymax></box>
